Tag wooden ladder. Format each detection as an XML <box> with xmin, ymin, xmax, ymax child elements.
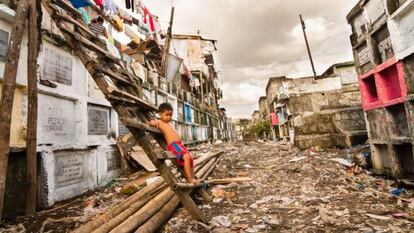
<box><xmin>42</xmin><ymin>0</ymin><xmax>207</xmax><ymax>223</ymax></box>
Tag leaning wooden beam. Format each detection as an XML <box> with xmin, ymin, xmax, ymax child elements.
<box><xmin>0</xmin><ymin>0</ymin><xmax>29</xmax><ymax>220</ymax></box>
<box><xmin>25</xmin><ymin>0</ymin><xmax>41</xmax><ymax>216</ymax></box>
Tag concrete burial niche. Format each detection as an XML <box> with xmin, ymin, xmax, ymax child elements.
<box><xmin>38</xmin><ymin>146</ymin><xmax>122</xmax><ymax>207</ymax></box>
<box><xmin>393</xmin><ymin>143</ymin><xmax>414</xmax><ymax>177</ymax></box>
<box><xmin>38</xmin><ymin>149</ymin><xmax>96</xmax><ymax>207</ymax></box>
<box><xmin>385</xmin><ymin>103</ymin><xmax>410</xmax><ymax>138</ymax></box>
<box><xmin>366</xmin><ymin>108</ymin><xmax>389</xmax><ymax>142</ymax></box>
<box><xmin>37</xmin><ymin>94</ymin><xmax>77</xmax><ymax>147</ymax></box>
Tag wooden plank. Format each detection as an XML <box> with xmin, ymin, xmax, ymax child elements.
<box><xmin>52</xmin><ymin>0</ymin><xmax>82</xmax><ymax>18</ymax></box>
<box><xmin>25</xmin><ymin>0</ymin><xmax>40</xmax><ymax>216</ymax></box>
<box><xmin>0</xmin><ymin>0</ymin><xmax>29</xmax><ymax>220</ymax></box>
<box><xmin>107</xmin><ymin>87</ymin><xmax>157</xmax><ymax>111</ymax></box>
<box><xmin>119</xmin><ymin>117</ymin><xmax>161</xmax><ymax>135</ymax></box>
<box><xmin>101</xmin><ymin>68</ymin><xmax>134</xmax><ymax>85</ymax></box>
<box><xmin>52</xmin><ymin>6</ymin><xmax>95</xmax><ymax>38</ymax></box>
<box><xmin>158</xmin><ymin>151</ymin><xmax>176</xmax><ymax>159</ymax></box>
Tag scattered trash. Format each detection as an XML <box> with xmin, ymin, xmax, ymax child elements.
<box><xmin>288</xmin><ymin>156</ymin><xmax>307</xmax><ymax>163</ymax></box>
<box><xmin>365</xmin><ymin>213</ymin><xmax>391</xmax><ymax>221</ymax></box>
<box><xmin>330</xmin><ymin>158</ymin><xmax>353</xmax><ymax>167</ymax></box>
<box><xmin>390</xmin><ymin>188</ymin><xmax>405</xmax><ymax>197</ymax></box>
<box><xmin>145</xmin><ymin>176</ymin><xmax>162</xmax><ymax>186</ymax></box>
<box><xmin>211</xmin><ymin>215</ymin><xmax>232</xmax><ymax>228</ymax></box>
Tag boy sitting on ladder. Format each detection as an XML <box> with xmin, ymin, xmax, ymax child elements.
<box><xmin>148</xmin><ymin>102</ymin><xmax>201</xmax><ymax>184</ymax></box>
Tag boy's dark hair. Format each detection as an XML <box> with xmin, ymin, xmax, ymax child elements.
<box><xmin>96</xmin><ymin>16</ymin><xmax>104</xmax><ymax>23</ymax></box>
<box><xmin>158</xmin><ymin>102</ymin><xmax>173</xmax><ymax>113</ymax></box>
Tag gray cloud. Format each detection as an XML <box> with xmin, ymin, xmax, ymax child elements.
<box><xmin>147</xmin><ymin>0</ymin><xmax>359</xmax><ymax>118</ymax></box>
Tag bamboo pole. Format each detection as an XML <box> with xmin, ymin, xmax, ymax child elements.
<box><xmin>0</xmin><ymin>0</ymin><xmax>29</xmax><ymax>220</ymax></box>
<box><xmin>195</xmin><ymin>157</ymin><xmax>216</xmax><ymax>178</ymax></box>
<box><xmin>92</xmin><ymin>190</ymin><xmax>161</xmax><ymax>233</ymax></box>
<box><xmin>134</xmin><ymin>196</ymin><xmax>180</xmax><ymax>233</ymax></box>
<box><xmin>108</xmin><ymin>188</ymin><xmax>175</xmax><ymax>233</ymax></box>
<box><xmin>72</xmin><ymin>179</ymin><xmax>166</xmax><ymax>233</ymax></box>
<box><xmin>25</xmin><ymin>0</ymin><xmax>41</xmax><ymax>216</ymax></box>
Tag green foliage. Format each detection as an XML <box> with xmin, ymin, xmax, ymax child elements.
<box><xmin>250</xmin><ymin>120</ymin><xmax>271</xmax><ymax>136</ymax></box>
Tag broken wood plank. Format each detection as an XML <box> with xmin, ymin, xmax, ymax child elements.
<box><xmin>0</xmin><ymin>0</ymin><xmax>29</xmax><ymax>220</ymax></box>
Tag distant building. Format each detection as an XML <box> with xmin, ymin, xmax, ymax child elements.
<box><xmin>262</xmin><ymin>61</ymin><xmax>367</xmax><ymax>148</ymax></box>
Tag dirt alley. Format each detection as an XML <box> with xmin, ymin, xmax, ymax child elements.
<box><xmin>162</xmin><ymin>141</ymin><xmax>414</xmax><ymax>233</ymax></box>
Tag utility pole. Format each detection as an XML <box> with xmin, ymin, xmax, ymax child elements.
<box><xmin>161</xmin><ymin>6</ymin><xmax>175</xmax><ymax>78</ymax></box>
<box><xmin>300</xmin><ymin>14</ymin><xmax>317</xmax><ymax>77</ymax></box>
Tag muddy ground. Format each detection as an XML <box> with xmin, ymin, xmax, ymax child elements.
<box><xmin>1</xmin><ymin>141</ymin><xmax>414</xmax><ymax>232</ymax></box>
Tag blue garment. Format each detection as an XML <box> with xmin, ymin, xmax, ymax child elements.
<box><xmin>70</xmin><ymin>0</ymin><xmax>92</xmax><ymax>8</ymax></box>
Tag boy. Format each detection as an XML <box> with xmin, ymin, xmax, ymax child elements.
<box><xmin>148</xmin><ymin>103</ymin><xmax>200</xmax><ymax>184</ymax></box>
<box><xmin>88</xmin><ymin>16</ymin><xmax>108</xmax><ymax>38</ymax></box>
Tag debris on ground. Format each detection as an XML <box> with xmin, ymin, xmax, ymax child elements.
<box><xmin>1</xmin><ymin>141</ymin><xmax>414</xmax><ymax>232</ymax></box>
<box><xmin>160</xmin><ymin>141</ymin><xmax>414</xmax><ymax>232</ymax></box>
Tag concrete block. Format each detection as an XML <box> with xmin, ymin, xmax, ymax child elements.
<box><xmin>38</xmin><ymin>149</ymin><xmax>98</xmax><ymax>207</ymax></box>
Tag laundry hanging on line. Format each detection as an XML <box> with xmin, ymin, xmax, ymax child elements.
<box><xmin>69</xmin><ymin>0</ymin><xmax>92</xmax><ymax>8</ymax></box>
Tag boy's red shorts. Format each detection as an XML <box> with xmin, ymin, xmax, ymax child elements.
<box><xmin>167</xmin><ymin>141</ymin><xmax>194</xmax><ymax>167</ymax></box>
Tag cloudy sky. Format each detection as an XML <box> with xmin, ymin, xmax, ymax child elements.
<box><xmin>146</xmin><ymin>0</ymin><xmax>359</xmax><ymax>118</ymax></box>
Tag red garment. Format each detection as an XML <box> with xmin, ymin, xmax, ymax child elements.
<box><xmin>271</xmin><ymin>113</ymin><xmax>279</xmax><ymax>126</ymax></box>
<box><xmin>143</xmin><ymin>7</ymin><xmax>155</xmax><ymax>31</ymax></box>
<box><xmin>167</xmin><ymin>141</ymin><xmax>194</xmax><ymax>167</ymax></box>
<box><xmin>94</xmin><ymin>0</ymin><xmax>103</xmax><ymax>8</ymax></box>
